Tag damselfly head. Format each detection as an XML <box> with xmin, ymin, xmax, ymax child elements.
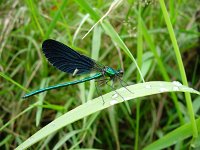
<box><xmin>117</xmin><ymin>69</ymin><xmax>124</xmax><ymax>77</ymax></box>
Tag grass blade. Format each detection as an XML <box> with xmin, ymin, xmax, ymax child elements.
<box><xmin>15</xmin><ymin>81</ymin><xmax>200</xmax><ymax>149</ymax></box>
<box><xmin>158</xmin><ymin>0</ymin><xmax>198</xmax><ymax>137</ymax></box>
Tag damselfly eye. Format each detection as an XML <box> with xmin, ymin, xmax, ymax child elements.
<box><xmin>117</xmin><ymin>69</ymin><xmax>124</xmax><ymax>77</ymax></box>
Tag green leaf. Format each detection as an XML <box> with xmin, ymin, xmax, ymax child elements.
<box><xmin>144</xmin><ymin>118</ymin><xmax>200</xmax><ymax>150</ymax></box>
<box><xmin>15</xmin><ymin>81</ymin><xmax>200</xmax><ymax>149</ymax></box>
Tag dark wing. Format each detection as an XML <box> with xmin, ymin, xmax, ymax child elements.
<box><xmin>42</xmin><ymin>39</ymin><xmax>97</xmax><ymax>75</ymax></box>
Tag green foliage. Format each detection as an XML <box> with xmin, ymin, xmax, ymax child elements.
<box><xmin>0</xmin><ymin>0</ymin><xmax>200</xmax><ymax>149</ymax></box>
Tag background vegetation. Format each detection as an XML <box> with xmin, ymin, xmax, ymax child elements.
<box><xmin>0</xmin><ymin>0</ymin><xmax>200</xmax><ymax>149</ymax></box>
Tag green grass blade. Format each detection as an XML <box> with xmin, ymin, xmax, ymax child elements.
<box><xmin>87</xmin><ymin>26</ymin><xmax>101</xmax><ymax>100</ymax></box>
<box><xmin>15</xmin><ymin>81</ymin><xmax>200</xmax><ymax>149</ymax></box>
<box><xmin>141</xmin><ymin>19</ymin><xmax>184</xmax><ymax>124</ymax></box>
<box><xmin>25</xmin><ymin>0</ymin><xmax>44</xmax><ymax>37</ymax></box>
<box><xmin>135</xmin><ymin>2</ymin><xmax>143</xmax><ymax>149</ymax></box>
<box><xmin>108</xmin><ymin>107</ymin><xmax>120</xmax><ymax>149</ymax></box>
<box><xmin>158</xmin><ymin>0</ymin><xmax>198</xmax><ymax>137</ymax></box>
<box><xmin>36</xmin><ymin>78</ymin><xmax>50</xmax><ymax>127</ymax></box>
<box><xmin>144</xmin><ymin>118</ymin><xmax>200</xmax><ymax>150</ymax></box>
<box><xmin>0</xmin><ymin>71</ymin><xmax>27</xmax><ymax>92</ymax></box>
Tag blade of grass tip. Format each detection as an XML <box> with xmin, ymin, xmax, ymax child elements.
<box><xmin>44</xmin><ymin>0</ymin><xmax>68</xmax><ymax>39</ymax></box>
<box><xmin>159</xmin><ymin>0</ymin><xmax>198</xmax><ymax>138</ymax></box>
<box><xmin>135</xmin><ymin>3</ymin><xmax>143</xmax><ymax>150</ymax></box>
